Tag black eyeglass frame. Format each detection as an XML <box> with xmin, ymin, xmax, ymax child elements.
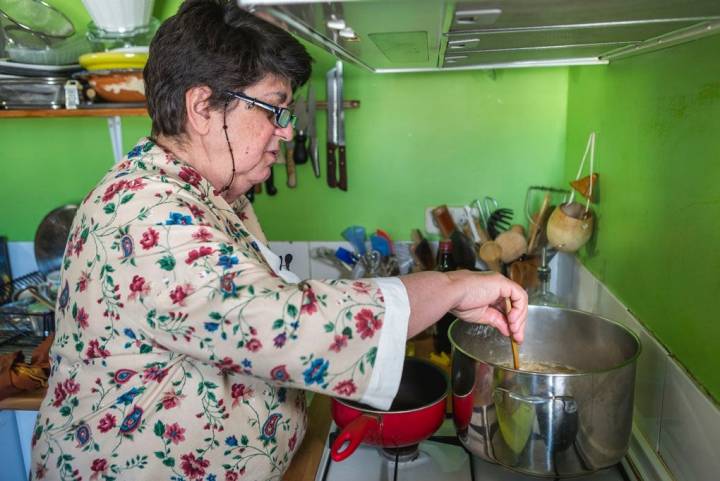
<box><xmin>225</xmin><ymin>90</ymin><xmax>296</xmax><ymax>128</ymax></box>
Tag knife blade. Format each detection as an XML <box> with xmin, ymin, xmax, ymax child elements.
<box><xmin>306</xmin><ymin>83</ymin><xmax>320</xmax><ymax>178</ymax></box>
<box><xmin>325</xmin><ymin>65</ymin><xmax>338</xmax><ymax>188</ymax></box>
<box><xmin>336</xmin><ymin>61</ymin><xmax>347</xmax><ymax>191</ymax></box>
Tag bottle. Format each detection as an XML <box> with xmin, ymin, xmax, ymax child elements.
<box><xmin>528</xmin><ymin>246</ymin><xmax>565</xmax><ymax>307</ymax></box>
<box><xmin>434</xmin><ymin>239</ymin><xmax>457</xmax><ymax>354</ymax></box>
<box><xmin>431</xmin><ymin>205</ymin><xmax>477</xmax><ymax>270</ymax></box>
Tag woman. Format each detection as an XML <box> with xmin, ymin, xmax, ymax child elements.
<box><xmin>31</xmin><ymin>1</ymin><xmax>527</xmax><ymax>480</ymax></box>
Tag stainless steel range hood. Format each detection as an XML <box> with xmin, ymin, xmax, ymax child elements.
<box><xmin>238</xmin><ymin>0</ymin><xmax>720</xmax><ymax>73</ymax></box>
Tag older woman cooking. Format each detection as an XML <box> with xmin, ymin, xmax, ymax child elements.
<box><xmin>30</xmin><ymin>1</ymin><xmax>527</xmax><ymax>480</ymax></box>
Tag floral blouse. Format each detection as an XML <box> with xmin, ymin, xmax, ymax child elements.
<box><xmin>31</xmin><ymin>138</ymin><xmax>408</xmax><ymax>481</ymax></box>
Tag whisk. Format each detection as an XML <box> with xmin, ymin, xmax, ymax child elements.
<box><xmin>473</xmin><ymin>196</ymin><xmax>514</xmax><ymax>239</ymax></box>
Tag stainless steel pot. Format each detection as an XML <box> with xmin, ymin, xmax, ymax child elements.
<box><xmin>450</xmin><ymin>306</ymin><xmax>641</xmax><ymax>478</ymax></box>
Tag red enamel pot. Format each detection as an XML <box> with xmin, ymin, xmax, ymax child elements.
<box><xmin>330</xmin><ymin>357</ymin><xmax>448</xmax><ymax>462</ymax></box>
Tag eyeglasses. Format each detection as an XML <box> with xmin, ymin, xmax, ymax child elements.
<box><xmin>225</xmin><ymin>90</ymin><xmax>296</xmax><ymax>128</ymax></box>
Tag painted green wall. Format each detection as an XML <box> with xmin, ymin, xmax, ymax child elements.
<box><xmin>564</xmin><ymin>35</ymin><xmax>720</xmax><ymax>401</ymax></box>
<box><xmin>1</xmin><ymin>2</ymin><xmax>569</xmax><ymax>243</ymax></box>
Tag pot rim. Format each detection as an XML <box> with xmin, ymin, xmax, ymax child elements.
<box><xmin>449</xmin><ymin>306</ymin><xmax>642</xmax><ymax>377</ymax></box>
<box><xmin>334</xmin><ymin>357</ymin><xmax>449</xmax><ymax>414</ymax></box>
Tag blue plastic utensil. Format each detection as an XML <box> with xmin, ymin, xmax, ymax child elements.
<box><xmin>335</xmin><ymin>246</ymin><xmax>357</xmax><ymax>265</ymax></box>
<box><xmin>370</xmin><ymin>234</ymin><xmax>390</xmax><ymax>257</ymax></box>
<box><xmin>341</xmin><ymin>225</ymin><xmax>367</xmax><ymax>255</ymax></box>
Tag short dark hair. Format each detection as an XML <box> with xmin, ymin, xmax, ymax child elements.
<box><xmin>144</xmin><ymin>0</ymin><xmax>312</xmax><ymax>137</ymax></box>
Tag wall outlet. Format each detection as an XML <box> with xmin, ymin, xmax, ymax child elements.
<box><xmin>425</xmin><ymin>206</ymin><xmax>469</xmax><ymax>235</ymax></box>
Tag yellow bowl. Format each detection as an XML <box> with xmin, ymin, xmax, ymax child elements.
<box><xmin>79</xmin><ymin>52</ymin><xmax>148</xmax><ymax>71</ymax></box>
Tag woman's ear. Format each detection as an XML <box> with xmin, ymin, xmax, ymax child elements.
<box><xmin>185</xmin><ymin>85</ymin><xmax>215</xmax><ymax>136</ymax></box>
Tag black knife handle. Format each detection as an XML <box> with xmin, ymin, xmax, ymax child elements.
<box><xmin>265</xmin><ymin>165</ymin><xmax>278</xmax><ymax>196</ymax></box>
<box><xmin>338</xmin><ymin>145</ymin><xmax>347</xmax><ymax>191</ymax></box>
<box><xmin>293</xmin><ymin>132</ymin><xmax>308</xmax><ymax>164</ymax></box>
<box><xmin>327</xmin><ymin>143</ymin><xmax>337</xmax><ymax>188</ymax></box>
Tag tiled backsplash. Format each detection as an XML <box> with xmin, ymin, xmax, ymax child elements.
<box><xmin>7</xmin><ymin>241</ymin><xmax>719</xmax><ymax>481</ymax></box>
<box><xmin>557</xmin><ymin>255</ymin><xmax>720</xmax><ymax>481</ymax></box>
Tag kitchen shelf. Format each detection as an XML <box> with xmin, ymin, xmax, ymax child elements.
<box><xmin>0</xmin><ymin>107</ymin><xmax>147</xmax><ymax>118</ymax></box>
<box><xmin>0</xmin><ymin>100</ymin><xmax>360</xmax><ymax>119</ymax></box>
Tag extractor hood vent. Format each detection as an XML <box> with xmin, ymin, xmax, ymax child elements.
<box><xmin>239</xmin><ymin>0</ymin><xmax>720</xmax><ymax>73</ymax></box>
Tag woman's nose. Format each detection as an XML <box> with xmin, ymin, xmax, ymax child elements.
<box><xmin>275</xmin><ymin>123</ymin><xmax>294</xmax><ymax>141</ymax></box>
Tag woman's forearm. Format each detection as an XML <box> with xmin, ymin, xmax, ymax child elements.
<box><xmin>399</xmin><ymin>271</ymin><xmax>461</xmax><ymax>338</ymax></box>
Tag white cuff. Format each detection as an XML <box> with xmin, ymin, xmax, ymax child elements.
<box><xmin>358</xmin><ymin>277</ymin><xmax>410</xmax><ymax>410</ymax></box>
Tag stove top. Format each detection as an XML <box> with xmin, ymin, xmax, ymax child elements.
<box><xmin>315</xmin><ymin>419</ymin><xmax>639</xmax><ymax>481</ymax></box>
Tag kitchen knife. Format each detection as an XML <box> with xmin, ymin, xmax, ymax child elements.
<box><xmin>265</xmin><ymin>165</ymin><xmax>277</xmax><ymax>195</ymax></box>
<box><xmin>307</xmin><ymin>83</ymin><xmax>320</xmax><ymax>178</ymax></box>
<box><xmin>336</xmin><ymin>61</ymin><xmax>347</xmax><ymax>191</ymax></box>
<box><xmin>292</xmin><ymin>98</ymin><xmax>308</xmax><ymax>165</ymax></box>
<box><xmin>325</xmin><ymin>65</ymin><xmax>338</xmax><ymax>188</ymax></box>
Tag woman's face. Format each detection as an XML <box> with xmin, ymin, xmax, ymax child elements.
<box><xmin>209</xmin><ymin>75</ymin><xmax>294</xmax><ymax>201</ymax></box>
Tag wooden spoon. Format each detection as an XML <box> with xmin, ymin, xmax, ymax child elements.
<box><xmin>506</xmin><ymin>297</ymin><xmax>520</xmax><ymax>370</ymax></box>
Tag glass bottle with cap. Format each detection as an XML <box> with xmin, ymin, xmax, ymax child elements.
<box><xmin>528</xmin><ymin>246</ymin><xmax>565</xmax><ymax>307</ymax></box>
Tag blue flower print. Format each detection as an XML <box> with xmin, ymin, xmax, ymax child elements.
<box><xmin>165</xmin><ymin>212</ymin><xmax>193</xmax><ymax>225</ymax></box>
<box><xmin>217</xmin><ymin>255</ymin><xmax>239</xmax><ymax>269</ymax></box>
<box><xmin>303</xmin><ymin>358</ymin><xmax>329</xmax><ymax>386</ymax></box>
<box><xmin>204</xmin><ymin>322</ymin><xmax>219</xmax><ymax>332</ymax></box>
<box><xmin>225</xmin><ymin>435</ymin><xmax>238</xmax><ymax>447</ymax></box>
<box><xmin>116</xmin><ymin>387</ymin><xmax>144</xmax><ymax>406</ymax></box>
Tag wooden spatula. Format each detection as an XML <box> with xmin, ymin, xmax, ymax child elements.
<box><xmin>506</xmin><ymin>298</ymin><xmax>520</xmax><ymax>370</ymax></box>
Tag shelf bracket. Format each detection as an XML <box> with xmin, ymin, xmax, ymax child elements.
<box><xmin>107</xmin><ymin>115</ymin><xmax>123</xmax><ymax>163</ymax></box>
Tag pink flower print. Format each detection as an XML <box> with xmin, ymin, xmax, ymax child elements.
<box><xmin>143</xmin><ymin>365</ymin><xmax>168</xmax><ymax>383</ymax></box>
<box><xmin>72</xmin><ymin>239</ymin><xmax>84</xmax><ymax>256</ymax></box>
<box><xmin>102</xmin><ymin>180</ymin><xmax>127</xmax><ymax>202</ymax></box>
<box><xmin>126</xmin><ymin>178</ymin><xmax>145</xmax><ymax>191</ymax></box>
<box><xmin>225</xmin><ymin>472</ymin><xmax>239</xmax><ymax>481</ymax></box>
<box><xmin>170</xmin><ymin>284</ymin><xmax>194</xmax><ymax>305</ymax></box>
<box><xmin>289</xmin><ymin>431</ymin><xmax>298</xmax><ymax>451</ymax></box>
<box><xmin>161</xmin><ymin>391</ymin><xmax>185</xmax><ymax>410</ymax></box>
<box><xmin>51</xmin><ymin>383</ymin><xmax>67</xmax><ymax>407</ymax></box>
<box><xmin>76</xmin><ymin>307</ymin><xmax>89</xmax><ymax>329</ymax></box>
<box><xmin>188</xmin><ymin>204</ymin><xmax>205</xmax><ymax>220</ymax></box>
<box><xmin>245</xmin><ymin>338</ymin><xmax>262</xmax><ymax>352</ymax></box>
<box><xmin>192</xmin><ymin>227</ymin><xmax>213</xmax><ymax>242</ymax></box>
<box><xmin>128</xmin><ymin>275</ymin><xmax>150</xmax><ymax>300</ymax></box>
<box><xmin>180</xmin><ymin>453</ymin><xmax>210</xmax><ymax>480</ymax></box>
<box><xmin>97</xmin><ymin>413</ymin><xmax>116</xmax><ymax>433</ymax></box>
<box><xmin>164</xmin><ymin>422</ymin><xmax>186</xmax><ymax>445</ymax></box>
<box><xmin>90</xmin><ymin>458</ymin><xmax>108</xmax><ymax>480</ymax></box>
<box><xmin>215</xmin><ymin>357</ymin><xmax>242</xmax><ymax>376</ymax></box>
<box><xmin>329</xmin><ymin>335</ymin><xmax>348</xmax><ymax>353</ymax></box>
<box><xmin>300</xmin><ymin>288</ymin><xmax>318</xmax><ymax>315</ymax></box>
<box><xmin>179</xmin><ymin>166</ymin><xmax>202</xmax><ymax>187</ymax></box>
<box><xmin>139</xmin><ymin>227</ymin><xmax>159</xmax><ymax>250</ymax></box>
<box><xmin>86</xmin><ymin>339</ymin><xmax>110</xmax><ymax>359</ymax></box>
<box><xmin>355</xmin><ymin>309</ymin><xmax>382</xmax><ymax>339</ymax></box>
<box><xmin>352</xmin><ymin>281</ymin><xmax>371</xmax><ymax>294</ymax></box>
<box><xmin>63</xmin><ymin>378</ymin><xmax>80</xmax><ymax>395</ymax></box>
<box><xmin>231</xmin><ymin>383</ymin><xmax>254</xmax><ymax>407</ymax></box>
<box><xmin>333</xmin><ymin>379</ymin><xmax>358</xmax><ymax>396</ymax></box>
<box><xmin>76</xmin><ymin>271</ymin><xmax>90</xmax><ymax>292</ymax></box>
<box><xmin>185</xmin><ymin>246</ymin><xmax>214</xmax><ymax>264</ymax></box>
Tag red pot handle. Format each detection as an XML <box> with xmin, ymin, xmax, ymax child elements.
<box><xmin>330</xmin><ymin>415</ymin><xmax>378</xmax><ymax>462</ymax></box>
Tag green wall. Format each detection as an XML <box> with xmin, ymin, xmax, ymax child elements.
<box><xmin>564</xmin><ymin>35</ymin><xmax>720</xmax><ymax>401</ymax></box>
<box><xmin>1</xmin><ymin>2</ymin><xmax>569</xmax><ymax>243</ymax></box>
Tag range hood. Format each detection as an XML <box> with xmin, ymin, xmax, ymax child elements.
<box><xmin>239</xmin><ymin>0</ymin><xmax>720</xmax><ymax>73</ymax></box>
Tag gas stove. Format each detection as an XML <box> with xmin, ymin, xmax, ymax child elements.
<box><xmin>314</xmin><ymin>418</ymin><xmax>640</xmax><ymax>481</ymax></box>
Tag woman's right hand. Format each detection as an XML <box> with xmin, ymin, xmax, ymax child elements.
<box><xmin>446</xmin><ymin>270</ymin><xmax>528</xmax><ymax>342</ymax></box>
<box><xmin>401</xmin><ymin>269</ymin><xmax>528</xmax><ymax>342</ymax></box>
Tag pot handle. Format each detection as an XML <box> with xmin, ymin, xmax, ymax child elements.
<box><xmin>330</xmin><ymin>415</ymin><xmax>379</xmax><ymax>462</ymax></box>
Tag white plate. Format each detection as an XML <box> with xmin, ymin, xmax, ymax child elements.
<box><xmin>0</xmin><ymin>58</ymin><xmax>81</xmax><ymax>72</ymax></box>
